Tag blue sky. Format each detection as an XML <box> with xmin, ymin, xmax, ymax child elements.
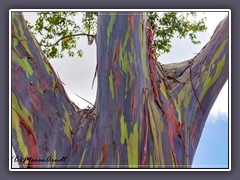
<box><xmin>12</xmin><ymin>11</ymin><xmax>229</xmax><ymax>169</ymax></box>
<box><xmin>192</xmin><ymin>115</ymin><xmax>228</xmax><ymax>168</ymax></box>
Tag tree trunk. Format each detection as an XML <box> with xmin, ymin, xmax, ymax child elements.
<box><xmin>11</xmin><ymin>11</ymin><xmax>229</xmax><ymax>168</ymax></box>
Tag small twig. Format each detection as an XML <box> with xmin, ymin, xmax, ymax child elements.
<box><xmin>75</xmin><ymin>93</ymin><xmax>94</xmax><ymax>107</ymax></box>
<box><xmin>40</xmin><ymin>33</ymin><xmax>96</xmax><ymax>48</ymax></box>
<box><xmin>12</xmin><ymin>47</ymin><xmax>22</xmax><ymax>59</ymax></box>
<box><xmin>91</xmin><ymin>63</ymin><xmax>98</xmax><ymax>89</ymax></box>
<box><xmin>56</xmin><ymin>71</ymin><xmax>65</xmax><ymax>85</ymax></box>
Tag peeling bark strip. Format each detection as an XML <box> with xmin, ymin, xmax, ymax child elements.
<box><xmin>146</xmin><ymin>22</ymin><xmax>164</xmax><ymax>114</ymax></box>
<box><xmin>11</xmin><ymin>12</ymin><xmax>229</xmax><ymax>168</ymax></box>
<box><xmin>189</xmin><ymin>60</ymin><xmax>204</xmax><ymax>115</ymax></box>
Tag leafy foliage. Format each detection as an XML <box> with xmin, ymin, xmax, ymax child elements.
<box><xmin>147</xmin><ymin>12</ymin><xmax>207</xmax><ymax>56</ymax></box>
<box><xmin>27</xmin><ymin>12</ymin><xmax>91</xmax><ymax>59</ymax></box>
<box><xmin>26</xmin><ymin>11</ymin><xmax>207</xmax><ymax>59</ymax></box>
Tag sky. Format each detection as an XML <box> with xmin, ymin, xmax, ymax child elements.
<box><xmin>12</xmin><ymin>11</ymin><xmax>229</xmax><ymax>168</ymax></box>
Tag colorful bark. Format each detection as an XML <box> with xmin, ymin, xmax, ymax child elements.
<box><xmin>11</xmin><ymin>11</ymin><xmax>229</xmax><ymax>168</ymax></box>
<box><xmin>11</xmin><ymin>12</ymin><xmax>96</xmax><ymax>168</ymax></box>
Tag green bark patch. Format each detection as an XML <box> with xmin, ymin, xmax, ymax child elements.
<box><xmin>199</xmin><ymin>39</ymin><xmax>228</xmax><ymax>103</ymax></box>
<box><xmin>148</xmin><ymin>102</ymin><xmax>160</xmax><ymax>164</ymax></box>
<box><xmin>61</xmin><ymin>103</ymin><xmax>72</xmax><ymax>142</ymax></box>
<box><xmin>12</xmin><ymin>92</ymin><xmax>38</xmax><ymax>166</ymax></box>
<box><xmin>12</xmin><ymin>108</ymin><xmax>29</xmax><ymax>161</ymax></box>
<box><xmin>78</xmin><ymin>148</ymin><xmax>87</xmax><ymax>168</ymax></box>
<box><xmin>37</xmin><ymin>80</ymin><xmax>44</xmax><ymax>94</ymax></box>
<box><xmin>44</xmin><ymin>61</ymin><xmax>52</xmax><ymax>75</ymax></box>
<box><xmin>109</xmin><ymin>70</ymin><xmax>115</xmax><ymax>100</ymax></box>
<box><xmin>12</xmin><ymin>55</ymin><xmax>33</xmax><ymax>78</ymax></box>
<box><xmin>52</xmin><ymin>149</ymin><xmax>57</xmax><ymax>167</ymax></box>
<box><xmin>127</xmin><ymin>121</ymin><xmax>139</xmax><ymax>168</ymax></box>
<box><xmin>86</xmin><ymin>123</ymin><xmax>93</xmax><ymax>141</ymax></box>
<box><xmin>107</xmin><ymin>12</ymin><xmax>116</xmax><ymax>49</ymax></box>
<box><xmin>120</xmin><ymin>113</ymin><xmax>128</xmax><ymax>144</ymax></box>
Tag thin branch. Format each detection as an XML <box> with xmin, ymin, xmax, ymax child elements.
<box><xmin>75</xmin><ymin>93</ymin><xmax>94</xmax><ymax>107</ymax></box>
<box><xmin>189</xmin><ymin>61</ymin><xmax>204</xmax><ymax>115</ymax></box>
<box><xmin>40</xmin><ymin>33</ymin><xmax>96</xmax><ymax>48</ymax></box>
<box><xmin>91</xmin><ymin>63</ymin><xmax>98</xmax><ymax>89</ymax></box>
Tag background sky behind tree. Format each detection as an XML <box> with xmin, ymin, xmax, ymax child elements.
<box><xmin>12</xmin><ymin>11</ymin><xmax>229</xmax><ymax>168</ymax></box>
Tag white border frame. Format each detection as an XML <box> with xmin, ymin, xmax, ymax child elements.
<box><xmin>9</xmin><ymin>9</ymin><xmax>231</xmax><ymax>171</ymax></box>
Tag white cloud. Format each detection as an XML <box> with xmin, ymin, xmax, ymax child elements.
<box><xmin>197</xmin><ymin>12</ymin><xmax>228</xmax><ymax>34</ymax></box>
<box><xmin>186</xmin><ymin>12</ymin><xmax>228</xmax><ymax>35</ymax></box>
<box><xmin>208</xmin><ymin>81</ymin><xmax>228</xmax><ymax>123</ymax></box>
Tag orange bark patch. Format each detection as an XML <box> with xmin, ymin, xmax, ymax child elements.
<box><xmin>131</xmin><ymin>87</ymin><xmax>136</xmax><ymax>121</ymax></box>
<box><xmin>147</xmin><ymin>22</ymin><xmax>164</xmax><ymax>113</ymax></box>
<box><xmin>113</xmin><ymin>38</ymin><xmax>119</xmax><ymax>64</ymax></box>
<box><xmin>101</xmin><ymin>143</ymin><xmax>108</xmax><ymax>166</ymax></box>
<box><xmin>129</xmin><ymin>13</ymin><xmax>135</xmax><ymax>31</ymax></box>
<box><xmin>166</xmin><ymin>100</ymin><xmax>179</xmax><ymax>167</ymax></box>
<box><xmin>167</xmin><ymin>100</ymin><xmax>189</xmax><ymax>164</ymax></box>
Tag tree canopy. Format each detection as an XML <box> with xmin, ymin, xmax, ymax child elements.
<box><xmin>26</xmin><ymin>11</ymin><xmax>207</xmax><ymax>59</ymax></box>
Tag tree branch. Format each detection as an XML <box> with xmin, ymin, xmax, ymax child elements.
<box><xmin>11</xmin><ymin>12</ymin><xmax>96</xmax><ymax>168</ymax></box>
<box><xmin>40</xmin><ymin>33</ymin><xmax>96</xmax><ymax>48</ymax></box>
<box><xmin>75</xmin><ymin>93</ymin><xmax>95</xmax><ymax>107</ymax></box>
<box><xmin>157</xmin><ymin>15</ymin><xmax>229</xmax><ymax>162</ymax></box>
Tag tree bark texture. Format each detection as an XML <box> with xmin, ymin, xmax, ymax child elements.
<box><xmin>11</xmin><ymin>12</ymin><xmax>229</xmax><ymax>168</ymax></box>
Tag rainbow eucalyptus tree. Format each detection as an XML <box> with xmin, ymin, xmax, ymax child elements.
<box><xmin>11</xmin><ymin>11</ymin><xmax>229</xmax><ymax>168</ymax></box>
